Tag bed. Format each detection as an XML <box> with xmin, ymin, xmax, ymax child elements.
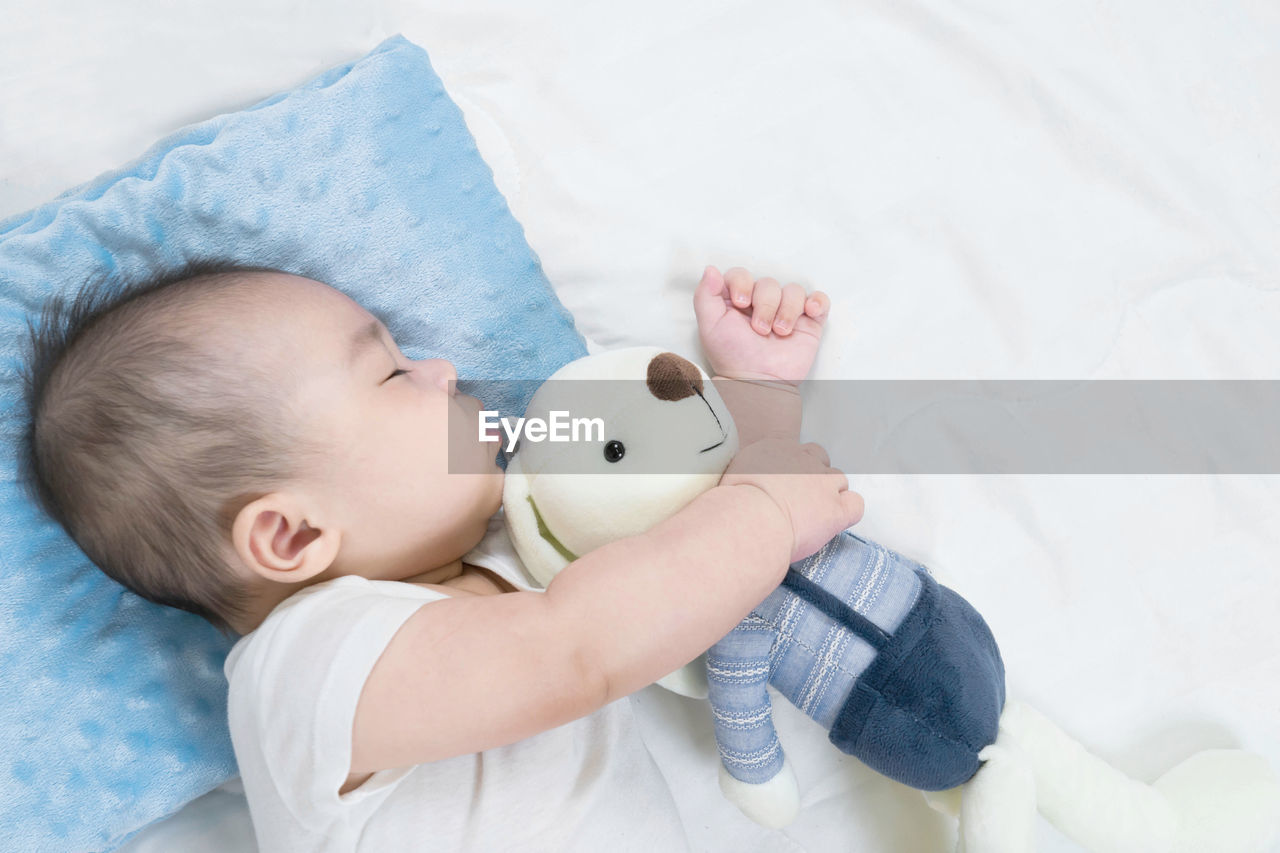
<box><xmin>3</xmin><ymin>1</ymin><xmax>1277</xmax><ymax>851</ymax></box>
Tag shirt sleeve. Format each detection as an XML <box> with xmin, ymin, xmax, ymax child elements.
<box><xmin>225</xmin><ymin>576</ymin><xmax>447</xmax><ymax>824</ymax></box>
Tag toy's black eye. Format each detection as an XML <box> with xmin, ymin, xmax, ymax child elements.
<box><xmin>603</xmin><ymin>440</ymin><xmax>625</xmax><ymax>463</ymax></box>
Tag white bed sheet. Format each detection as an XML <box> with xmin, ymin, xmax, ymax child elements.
<box><xmin>4</xmin><ymin>1</ymin><xmax>1277</xmax><ymax>851</ymax></box>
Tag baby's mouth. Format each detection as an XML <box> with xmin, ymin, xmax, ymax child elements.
<box><xmin>468</xmin><ymin>398</ymin><xmax>502</xmax><ymax>442</ymax></box>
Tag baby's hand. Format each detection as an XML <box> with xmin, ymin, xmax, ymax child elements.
<box><xmin>721</xmin><ymin>438</ymin><xmax>864</xmax><ymax>563</ymax></box>
<box><xmin>693</xmin><ymin>265</ymin><xmax>830</xmax><ymax>385</ymax></box>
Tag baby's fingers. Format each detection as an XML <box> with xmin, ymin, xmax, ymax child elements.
<box><xmin>693</xmin><ymin>265</ymin><xmax>729</xmax><ymax>329</ymax></box>
<box><xmin>801</xmin><ymin>442</ymin><xmax>830</xmax><ymax>467</ymax></box>
<box><xmin>749</xmin><ymin>278</ymin><xmax>781</xmax><ymax>335</ymax></box>
<box><xmin>804</xmin><ymin>291</ymin><xmax>830</xmax><ymax>321</ymax></box>
<box><xmin>723</xmin><ymin>268</ymin><xmax>827</xmax><ymax>336</ymax></box>
<box><xmin>723</xmin><ymin>267</ymin><xmax>756</xmax><ymax>309</ymax></box>
<box><xmin>841</xmin><ymin>488</ymin><xmax>865</xmax><ymax>527</ymax></box>
<box><xmin>773</xmin><ymin>283</ymin><xmax>808</xmax><ymax>336</ymax></box>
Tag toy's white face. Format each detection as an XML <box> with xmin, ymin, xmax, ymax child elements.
<box><xmin>506</xmin><ymin>348</ymin><xmax>738</xmax><ymax>559</ymax></box>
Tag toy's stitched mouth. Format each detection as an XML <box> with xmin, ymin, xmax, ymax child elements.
<box><xmin>696</xmin><ymin>389</ymin><xmax>728</xmax><ymax>453</ymax></box>
<box><xmin>527</xmin><ymin>494</ymin><xmax>579</xmax><ymax>562</ymax></box>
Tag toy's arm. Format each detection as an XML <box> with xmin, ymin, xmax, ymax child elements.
<box><xmin>706</xmin><ymin>616</ymin><xmax>802</xmax><ymax>828</ymax></box>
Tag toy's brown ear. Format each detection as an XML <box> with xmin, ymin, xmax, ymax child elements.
<box><xmin>646</xmin><ymin>352</ymin><xmax>704</xmax><ymax>401</ymax></box>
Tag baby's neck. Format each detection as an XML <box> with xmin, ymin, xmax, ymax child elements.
<box><xmin>231</xmin><ymin>559</ymin><xmax>472</xmax><ymax>636</ymax></box>
<box><xmin>400</xmin><ymin>558</ymin><xmax>467</xmax><ymax>586</ymax></box>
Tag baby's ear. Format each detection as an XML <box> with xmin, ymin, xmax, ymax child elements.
<box><xmin>230</xmin><ymin>494</ymin><xmax>339</xmax><ymax>584</ymax></box>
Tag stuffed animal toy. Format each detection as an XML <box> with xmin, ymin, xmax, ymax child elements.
<box><xmin>501</xmin><ymin>346</ymin><xmax>1280</xmax><ymax>852</ymax></box>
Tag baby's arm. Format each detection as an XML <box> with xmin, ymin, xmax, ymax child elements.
<box><xmin>349</xmin><ymin>433</ymin><xmax>862</xmax><ymax>778</ymax></box>
<box><xmin>712</xmin><ymin>377</ymin><xmax>801</xmax><ymax>446</ymax></box>
<box><xmin>694</xmin><ymin>265</ymin><xmax>830</xmax><ymax>446</ymax></box>
<box><xmin>347</xmin><ymin>482</ymin><xmax>794</xmax><ymax>775</ymax></box>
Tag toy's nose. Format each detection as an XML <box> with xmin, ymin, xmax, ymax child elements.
<box><xmin>646</xmin><ymin>352</ymin><xmax>704</xmax><ymax>401</ymax></box>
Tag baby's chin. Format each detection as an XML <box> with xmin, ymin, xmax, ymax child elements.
<box><xmin>486</xmin><ymin>468</ymin><xmax>505</xmax><ymax>512</ymax></box>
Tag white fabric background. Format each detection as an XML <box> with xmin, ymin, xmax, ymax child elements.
<box><xmin>3</xmin><ymin>1</ymin><xmax>1277</xmax><ymax>851</ymax></box>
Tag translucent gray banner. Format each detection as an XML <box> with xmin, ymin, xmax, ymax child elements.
<box><xmin>803</xmin><ymin>380</ymin><xmax>1280</xmax><ymax>474</ymax></box>
<box><xmin>448</xmin><ymin>380</ymin><xmax>1280</xmax><ymax>475</ymax></box>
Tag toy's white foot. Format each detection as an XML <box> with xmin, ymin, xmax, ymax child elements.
<box><xmin>718</xmin><ymin>756</ymin><xmax>801</xmax><ymax>829</ymax></box>
<box><xmin>955</xmin><ymin>740</ymin><xmax>1037</xmax><ymax>853</ymax></box>
<box><xmin>924</xmin><ymin>785</ymin><xmax>963</xmax><ymax>819</ymax></box>
<box><xmin>1152</xmin><ymin>749</ymin><xmax>1280</xmax><ymax>853</ymax></box>
<box><xmin>998</xmin><ymin>700</ymin><xmax>1280</xmax><ymax>853</ymax></box>
<box><xmin>998</xmin><ymin>699</ymin><xmax>1180</xmax><ymax>853</ymax></box>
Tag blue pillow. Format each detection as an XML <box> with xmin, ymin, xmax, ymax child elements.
<box><xmin>0</xmin><ymin>34</ymin><xmax>586</xmax><ymax>852</ymax></box>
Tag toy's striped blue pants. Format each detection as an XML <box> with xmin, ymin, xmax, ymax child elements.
<box><xmin>706</xmin><ymin>531</ymin><xmax>1006</xmax><ymax>791</ymax></box>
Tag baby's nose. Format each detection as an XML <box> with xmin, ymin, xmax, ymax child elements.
<box><xmin>429</xmin><ymin>359</ymin><xmax>457</xmax><ymax>394</ymax></box>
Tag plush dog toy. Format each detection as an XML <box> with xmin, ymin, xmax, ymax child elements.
<box><xmin>501</xmin><ymin>346</ymin><xmax>1280</xmax><ymax>852</ymax></box>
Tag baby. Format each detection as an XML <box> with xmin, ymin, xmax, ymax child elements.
<box><xmin>21</xmin><ymin>262</ymin><xmax>862</xmax><ymax>851</ymax></box>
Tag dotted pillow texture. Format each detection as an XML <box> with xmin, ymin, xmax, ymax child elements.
<box><xmin>0</xmin><ymin>33</ymin><xmax>586</xmax><ymax>851</ymax></box>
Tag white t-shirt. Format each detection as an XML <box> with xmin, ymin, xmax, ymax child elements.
<box><xmin>224</xmin><ymin>509</ymin><xmax>690</xmax><ymax>852</ymax></box>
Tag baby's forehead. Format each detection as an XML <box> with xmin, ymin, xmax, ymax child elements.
<box><xmin>229</xmin><ymin>270</ymin><xmax>341</xmax><ymax>301</ymax></box>
<box><xmin>215</xmin><ymin>272</ymin><xmax>364</xmax><ymax>321</ymax></box>
<box><xmin>192</xmin><ymin>272</ymin><xmax>364</xmax><ymax>355</ymax></box>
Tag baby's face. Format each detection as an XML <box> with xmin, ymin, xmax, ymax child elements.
<box><xmin>237</xmin><ymin>273</ymin><xmax>504</xmax><ymax>582</ymax></box>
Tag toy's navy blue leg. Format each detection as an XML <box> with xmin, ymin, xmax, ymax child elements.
<box><xmin>781</xmin><ymin>539</ymin><xmax>1006</xmax><ymax>791</ymax></box>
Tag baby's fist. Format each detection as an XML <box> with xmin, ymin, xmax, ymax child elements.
<box><xmin>694</xmin><ymin>265</ymin><xmax>830</xmax><ymax>384</ymax></box>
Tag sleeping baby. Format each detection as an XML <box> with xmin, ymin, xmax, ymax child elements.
<box><xmin>20</xmin><ymin>260</ymin><xmax>861</xmax><ymax>851</ymax></box>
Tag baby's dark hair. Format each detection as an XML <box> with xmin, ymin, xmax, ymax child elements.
<box><xmin>18</xmin><ymin>259</ymin><xmax>329</xmax><ymax>639</ymax></box>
